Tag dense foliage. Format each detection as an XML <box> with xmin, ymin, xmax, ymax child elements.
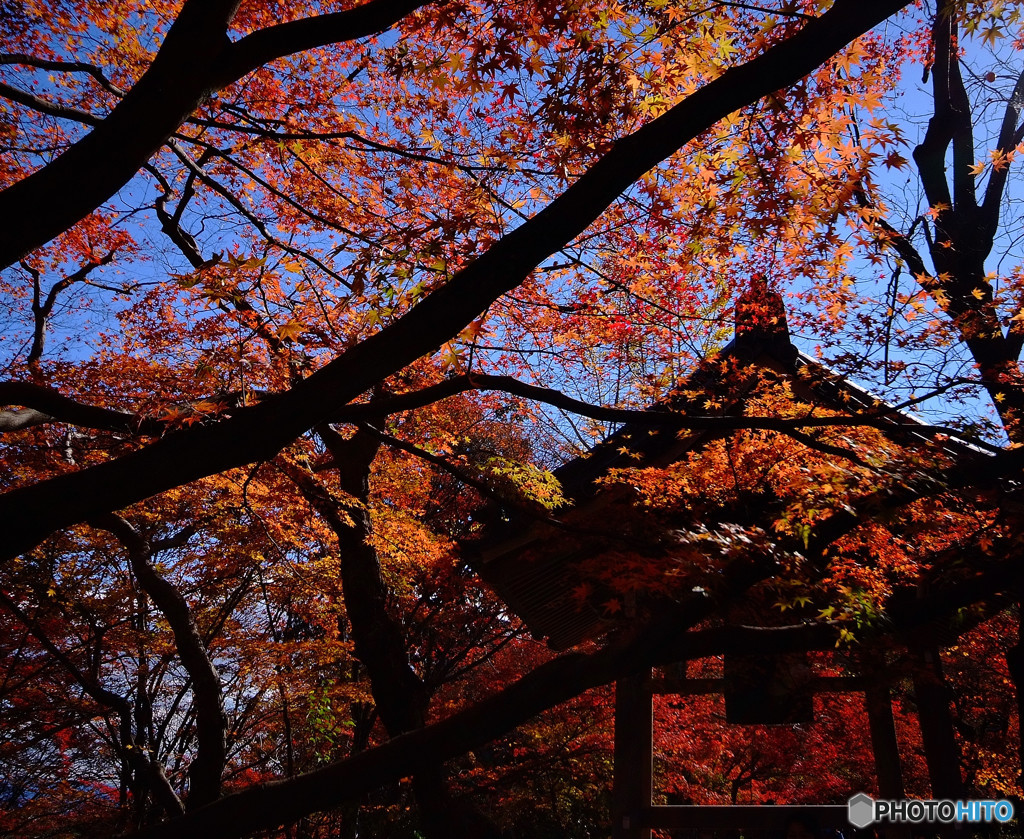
<box><xmin>2</xmin><ymin>0</ymin><xmax>1024</xmax><ymax>836</ymax></box>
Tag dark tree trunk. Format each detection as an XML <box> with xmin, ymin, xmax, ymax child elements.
<box><xmin>312</xmin><ymin>427</ymin><xmax>500</xmax><ymax>839</ymax></box>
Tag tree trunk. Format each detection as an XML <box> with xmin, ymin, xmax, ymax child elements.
<box><xmin>316</xmin><ymin>427</ymin><xmax>500</xmax><ymax>839</ymax></box>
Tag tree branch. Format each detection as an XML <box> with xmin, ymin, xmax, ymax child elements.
<box><xmin>0</xmin><ymin>0</ymin><xmax>434</xmax><ymax>269</ymax></box>
<box><xmin>128</xmin><ymin>585</ymin><xmax>726</xmax><ymax>839</ymax></box>
<box><xmin>913</xmin><ymin>11</ymin><xmax>977</xmax><ymax>221</ymax></box>
<box><xmin>0</xmin><ymin>80</ymin><xmax>101</xmax><ymax>126</ymax></box>
<box><xmin>164</xmin><ymin>137</ymin><xmax>354</xmax><ymax>293</ymax></box>
<box><xmin>0</xmin><ymin>381</ymin><xmax>163</xmax><ymax>435</ymax></box>
<box><xmin>126</xmin><ymin>547</ymin><xmax>1017</xmax><ymax>839</ymax></box>
<box><xmin>91</xmin><ymin>514</ymin><xmax>228</xmax><ymax>810</ymax></box>
<box><xmin>146</xmin><ymin>164</ymin><xmax>206</xmax><ymax>269</ymax></box>
<box><xmin>0</xmin><ymin>53</ymin><xmax>126</xmax><ymax>95</ymax></box>
<box><xmin>0</xmin><ymin>589</ymin><xmax>185</xmax><ymax>818</ymax></box>
<box><xmin>334</xmin><ymin>372</ymin><xmax>1000</xmax><ymax>454</ymax></box>
<box><xmin>0</xmin><ymin>0</ymin><xmax>914</xmax><ymax>564</ymax></box>
<box><xmin>980</xmin><ymin>65</ymin><xmax>1024</xmax><ymax>250</ymax></box>
<box><xmin>908</xmin><ymin>11</ymin><xmax>1024</xmax><ymax>434</ymax></box>
<box><xmin>23</xmin><ymin>250</ymin><xmax>119</xmax><ymax>365</ymax></box>
<box><xmin>212</xmin><ymin>0</ymin><xmax>432</xmax><ymax>86</ymax></box>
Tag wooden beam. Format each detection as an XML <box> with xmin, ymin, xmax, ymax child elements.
<box><xmin>865</xmin><ymin>682</ymin><xmax>906</xmax><ymax>799</ymax></box>
<box><xmin>648</xmin><ymin>677</ymin><xmax>722</xmax><ymax>695</ymax></box>
<box><xmin>648</xmin><ymin>675</ymin><xmax>866</xmax><ymax>695</ymax></box>
<box><xmin>641</xmin><ymin>805</ymin><xmax>848</xmax><ymax>830</ymax></box>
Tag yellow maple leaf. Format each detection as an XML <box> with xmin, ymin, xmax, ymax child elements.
<box><xmin>278</xmin><ymin>320</ymin><xmax>305</xmax><ymax>341</ymax></box>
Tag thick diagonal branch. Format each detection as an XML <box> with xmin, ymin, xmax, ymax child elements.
<box><xmin>0</xmin><ymin>0</ymin><xmax>913</xmax><ymax>564</ymax></box>
<box><xmin>0</xmin><ymin>0</ymin><xmax>430</xmax><ymax>269</ymax></box>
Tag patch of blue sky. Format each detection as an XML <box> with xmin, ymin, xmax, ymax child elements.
<box><xmin>4</xmin><ymin>2</ymin><xmax>1016</xmax><ymax>453</ymax></box>
<box><xmin>786</xmin><ymin>25</ymin><xmax>1024</xmax><ymax>444</ymax></box>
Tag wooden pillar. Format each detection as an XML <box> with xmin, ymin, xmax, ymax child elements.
<box><xmin>1004</xmin><ymin>593</ymin><xmax>1024</xmax><ymax>807</ymax></box>
<box><xmin>910</xmin><ymin>646</ymin><xmax>965</xmax><ymax>839</ymax></box>
<box><xmin>613</xmin><ymin>669</ymin><xmax>652</xmax><ymax>839</ymax></box>
<box><xmin>1005</xmin><ymin>627</ymin><xmax>1024</xmax><ymax>794</ymax></box>
<box><xmin>911</xmin><ymin>646</ymin><xmax>966</xmax><ymax>800</ymax></box>
<box><xmin>865</xmin><ymin>682</ymin><xmax>905</xmax><ymax>799</ymax></box>
<box><xmin>865</xmin><ymin>681</ymin><xmax>912</xmax><ymax>839</ymax></box>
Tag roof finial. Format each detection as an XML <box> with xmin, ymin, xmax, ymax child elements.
<box><xmin>734</xmin><ymin>274</ymin><xmax>793</xmax><ymax>359</ymax></box>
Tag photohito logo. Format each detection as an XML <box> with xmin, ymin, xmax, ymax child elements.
<box><xmin>847</xmin><ymin>793</ymin><xmax>1014</xmax><ymax>828</ymax></box>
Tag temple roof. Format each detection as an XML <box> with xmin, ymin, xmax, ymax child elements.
<box><xmin>469</xmin><ymin>286</ymin><xmax>976</xmax><ymax>650</ymax></box>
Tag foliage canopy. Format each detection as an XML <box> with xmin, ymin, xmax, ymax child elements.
<box><xmin>2</xmin><ymin>0</ymin><xmax>1024</xmax><ymax>836</ymax></box>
